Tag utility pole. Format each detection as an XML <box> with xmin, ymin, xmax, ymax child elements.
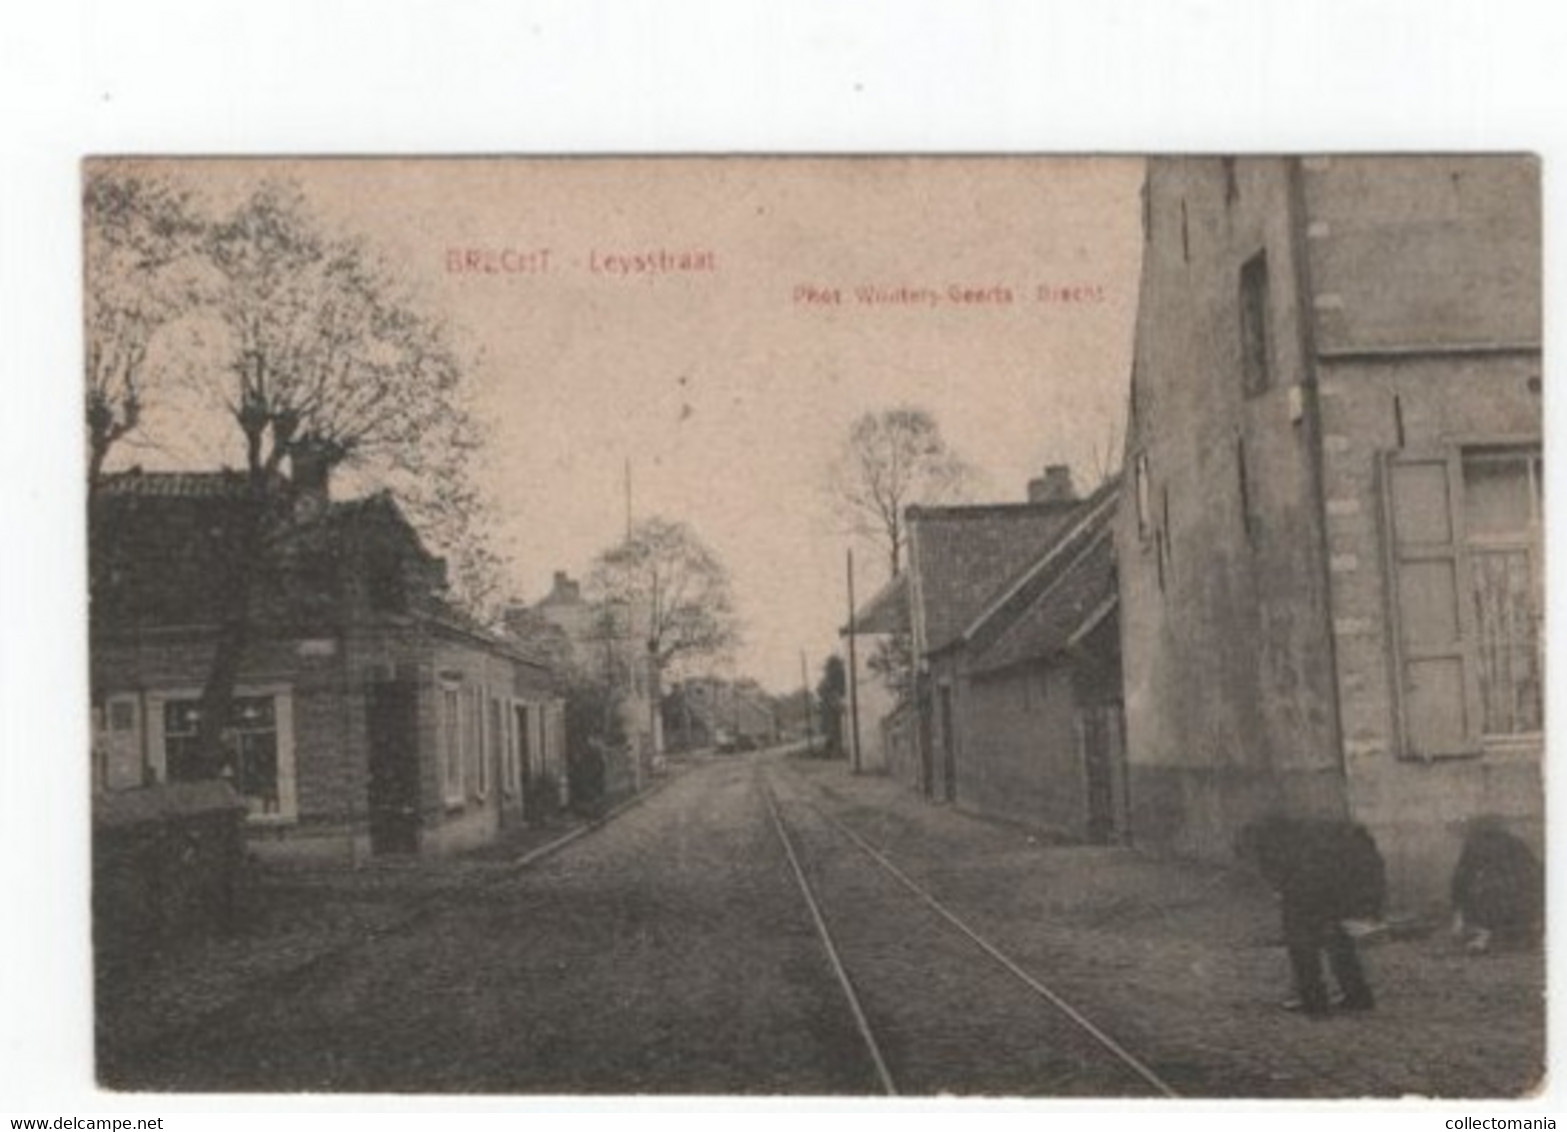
<box><xmin>800</xmin><ymin>650</ymin><xmax>814</xmax><ymax>756</ymax></box>
<box><xmin>847</xmin><ymin>548</ymin><xmax>862</xmax><ymax>774</ymax></box>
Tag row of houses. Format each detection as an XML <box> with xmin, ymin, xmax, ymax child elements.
<box><xmin>89</xmin><ymin>459</ymin><xmax>573</xmax><ymax>862</ymax></box>
<box><xmin>846</xmin><ymin>155</ymin><xmax>1542</xmax><ymax>909</ymax></box>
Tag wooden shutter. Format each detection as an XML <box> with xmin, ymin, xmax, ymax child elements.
<box><xmin>1381</xmin><ymin>450</ymin><xmax>1481</xmax><ymax>758</ymax></box>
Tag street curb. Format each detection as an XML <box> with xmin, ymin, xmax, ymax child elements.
<box><xmin>503</xmin><ymin>770</ymin><xmax>678</xmax><ymax>874</ymax></box>
<box><xmin>99</xmin><ymin>771</ymin><xmax>685</xmax><ymax>1076</ymax></box>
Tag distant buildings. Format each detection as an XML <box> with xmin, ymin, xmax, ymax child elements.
<box><xmin>89</xmin><ymin>463</ymin><xmax>568</xmax><ymax>860</ymax></box>
<box><xmin>528</xmin><ymin>570</ymin><xmax>661</xmax><ymax>784</ymax></box>
<box><xmin>668</xmin><ymin>676</ymin><xmax>776</xmax><ymax>751</ymax></box>
<box><xmin>1117</xmin><ymin>155</ymin><xmax>1541</xmax><ymax>904</ymax></box>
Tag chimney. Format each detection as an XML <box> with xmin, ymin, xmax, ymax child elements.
<box><xmin>548</xmin><ymin>570</ymin><xmax>582</xmax><ymax>604</ymax></box>
<box><xmin>1027</xmin><ymin>464</ymin><xmax>1076</xmax><ymax>505</ymax></box>
<box><xmin>290</xmin><ymin>439</ymin><xmax>333</xmax><ymax>519</ymax></box>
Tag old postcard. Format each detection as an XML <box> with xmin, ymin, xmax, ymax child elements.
<box><xmin>84</xmin><ymin>155</ymin><xmax>1543</xmax><ymax>1098</ymax></box>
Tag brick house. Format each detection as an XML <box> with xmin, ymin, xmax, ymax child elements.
<box><xmin>946</xmin><ymin>482</ymin><xmax>1125</xmax><ymax>842</ymax></box>
<box><xmin>1117</xmin><ymin>155</ymin><xmax>1541</xmax><ymax>906</ymax></box>
<box><xmin>848</xmin><ymin>468</ymin><xmax>1125</xmax><ymax>841</ymax></box>
<box><xmin>89</xmin><ymin>467</ymin><xmax>568</xmax><ymax>861</ymax></box>
<box><xmin>903</xmin><ymin>469</ymin><xmax>1084</xmax><ymax>805</ymax></box>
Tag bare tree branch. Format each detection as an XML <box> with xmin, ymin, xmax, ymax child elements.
<box><xmin>824</xmin><ymin>405</ymin><xmax>977</xmax><ymax>579</ymax></box>
<box><xmin>83</xmin><ymin>170</ymin><xmax>206</xmax><ymax>486</ymax></box>
<box><xmin>587</xmin><ymin>517</ymin><xmax>741</xmax><ymax>681</ymax></box>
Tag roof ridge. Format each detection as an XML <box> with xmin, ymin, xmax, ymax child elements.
<box><xmin>906</xmin><ymin>499</ymin><xmax>1080</xmax><ymax>519</ymax></box>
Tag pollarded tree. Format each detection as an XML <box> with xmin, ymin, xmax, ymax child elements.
<box><xmin>826</xmin><ymin>406</ymin><xmax>976</xmax><ymax>579</ymax></box>
<box><xmin>181</xmin><ymin>181</ymin><xmax>492</xmax><ymax>774</ymax></box>
<box><xmin>83</xmin><ymin>169</ymin><xmax>206</xmax><ymax>486</ymax></box>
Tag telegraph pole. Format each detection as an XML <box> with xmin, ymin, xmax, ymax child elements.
<box><xmin>847</xmin><ymin>548</ymin><xmax>862</xmax><ymax>774</ymax></box>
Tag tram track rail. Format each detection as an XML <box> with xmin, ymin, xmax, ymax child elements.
<box><xmin>761</xmin><ymin>774</ymin><xmax>899</xmax><ymax>1095</ymax></box>
<box><xmin>760</xmin><ymin>760</ymin><xmax>1181</xmax><ymax>1098</ymax></box>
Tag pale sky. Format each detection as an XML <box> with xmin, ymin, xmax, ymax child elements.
<box><xmin>108</xmin><ymin>157</ymin><xmax>1145</xmax><ymax>693</ymax></box>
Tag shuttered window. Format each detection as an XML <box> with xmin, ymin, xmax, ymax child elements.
<box><xmin>1383</xmin><ymin>446</ymin><xmax>1543</xmax><ymax>758</ymax></box>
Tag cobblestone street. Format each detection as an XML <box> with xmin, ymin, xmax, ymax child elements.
<box><xmin>100</xmin><ymin>752</ymin><xmax>1544</xmax><ymax>1098</ymax></box>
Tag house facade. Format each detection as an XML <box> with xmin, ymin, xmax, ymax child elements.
<box><xmin>90</xmin><ymin>469</ymin><xmax>568</xmax><ymax>861</ymax></box>
<box><xmin>846</xmin><ymin>468</ymin><xmax>1127</xmax><ymax>841</ymax></box>
<box><xmin>1118</xmin><ymin>155</ymin><xmax>1542</xmax><ymax>906</ymax></box>
<box><xmin>947</xmin><ymin>483</ymin><xmax>1125</xmax><ymax>842</ymax></box>
<box><xmin>906</xmin><ymin>470</ymin><xmax>1084</xmax><ymax>805</ymax></box>
<box><xmin>531</xmin><ymin>570</ymin><xmax>661</xmax><ymax>784</ymax></box>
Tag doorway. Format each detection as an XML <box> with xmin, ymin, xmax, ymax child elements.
<box><xmin>367</xmin><ymin>679</ymin><xmax>421</xmax><ymax>855</ymax></box>
<box><xmin>938</xmin><ymin>683</ymin><xmax>957</xmax><ymax>803</ymax></box>
<box><xmin>1080</xmin><ymin>702</ymin><xmax>1127</xmax><ymax>844</ymax></box>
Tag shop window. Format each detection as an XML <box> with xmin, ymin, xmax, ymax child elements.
<box><xmin>163</xmin><ymin>693</ymin><xmax>286</xmax><ymax>816</ymax></box>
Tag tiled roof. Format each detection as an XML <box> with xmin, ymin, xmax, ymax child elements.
<box><xmin>955</xmin><ymin>477</ymin><xmax>1120</xmax><ymax>643</ymax></box>
<box><xmin>92</xmin><ymin>470</ymin><xmax>428</xmax><ymax>626</ymax></box>
<box><xmin>95</xmin><ymin>470</ymin><xmax>250</xmax><ymax>497</ymax></box>
<box><xmin>968</xmin><ymin>525</ymin><xmax>1117</xmax><ymax>675</ymax></box>
<box><xmin>908</xmin><ymin>500</ymin><xmax>1080</xmax><ymax>654</ymax></box>
<box><xmin>92</xmin><ymin>468</ymin><xmax>560</xmax><ymax>676</ymax></box>
<box><xmin>425</xmin><ymin>597</ymin><xmax>556</xmax><ymax>670</ymax></box>
<box><xmin>845</xmin><ymin>572</ymin><xmax>909</xmax><ymax>635</ymax></box>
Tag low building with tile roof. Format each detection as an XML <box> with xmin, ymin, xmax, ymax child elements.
<box><xmin>846</xmin><ymin>467</ymin><xmax>1128</xmax><ymax>841</ymax></box>
<box><xmin>89</xmin><ymin>465</ymin><xmax>568</xmax><ymax>860</ymax></box>
<box><xmin>943</xmin><ymin>482</ymin><xmax>1125</xmax><ymax>841</ymax></box>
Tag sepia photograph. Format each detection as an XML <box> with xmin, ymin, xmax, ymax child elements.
<box><xmin>81</xmin><ymin>153</ymin><xmax>1544</xmax><ymax>1099</ymax></box>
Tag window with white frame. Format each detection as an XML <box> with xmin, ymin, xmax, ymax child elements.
<box><xmin>441</xmin><ymin>682</ymin><xmax>464</xmax><ymax>806</ymax></box>
<box><xmin>157</xmin><ymin>690</ymin><xmax>294</xmax><ymax>818</ymax></box>
<box><xmin>1383</xmin><ymin>444</ymin><xmax>1543</xmax><ymax>758</ymax></box>
<box><xmin>462</xmin><ymin>686</ymin><xmax>481</xmax><ymax>798</ymax></box>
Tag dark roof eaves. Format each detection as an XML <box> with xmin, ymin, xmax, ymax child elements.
<box><xmin>905</xmin><ymin>499</ymin><xmax>1080</xmax><ymax>522</ymax></box>
<box><xmin>969</xmin><ymin>590</ymin><xmax>1119</xmax><ymax>679</ymax></box>
<box><xmin>966</xmin><ymin>535</ymin><xmax>1118</xmax><ymax>674</ymax></box>
<box><xmin>954</xmin><ymin>479</ymin><xmax>1120</xmax><ymax>647</ymax></box>
<box><xmin>420</xmin><ymin>609</ymin><xmax>557</xmax><ymax>673</ymax></box>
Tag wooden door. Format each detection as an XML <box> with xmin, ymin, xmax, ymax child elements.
<box><xmin>367</xmin><ymin>679</ymin><xmax>421</xmax><ymax>855</ymax></box>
